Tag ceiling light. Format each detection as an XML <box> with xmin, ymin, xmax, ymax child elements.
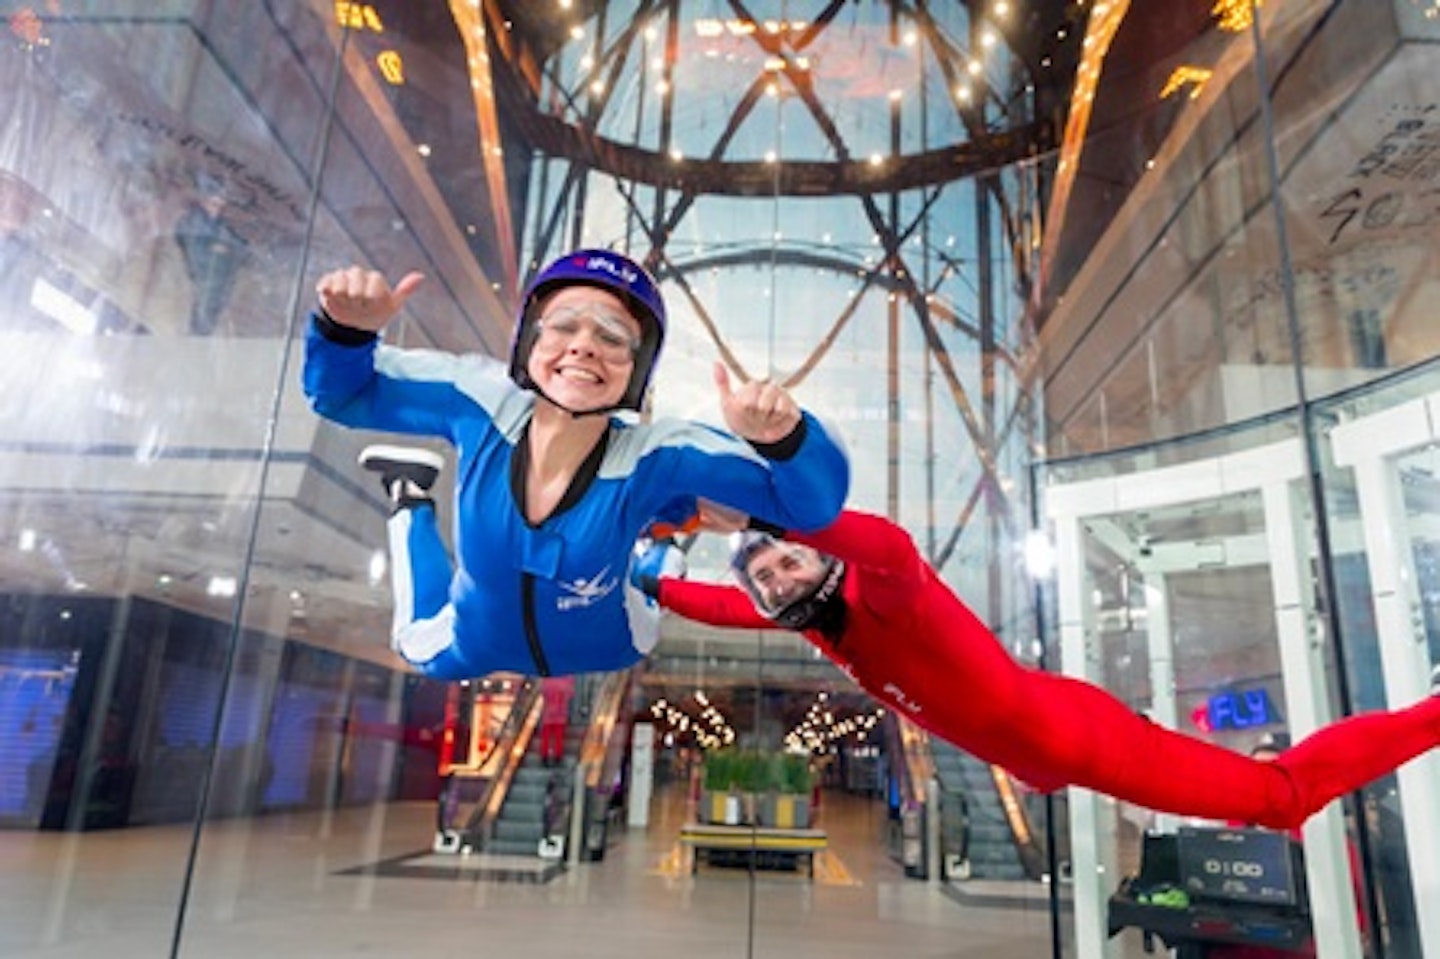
<box><xmin>207</xmin><ymin>576</ymin><xmax>237</xmax><ymax>598</ymax></box>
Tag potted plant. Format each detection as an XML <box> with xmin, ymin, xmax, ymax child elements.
<box><xmin>701</xmin><ymin>749</ymin><xmax>739</xmax><ymax>824</ymax></box>
<box><xmin>735</xmin><ymin>749</ymin><xmax>773</xmax><ymax>826</ymax></box>
<box><xmin>773</xmin><ymin>753</ymin><xmax>812</xmax><ymax>829</ymax></box>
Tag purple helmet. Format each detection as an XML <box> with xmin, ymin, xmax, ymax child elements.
<box><xmin>509</xmin><ymin>248</ymin><xmax>667</xmax><ymax>412</ymax></box>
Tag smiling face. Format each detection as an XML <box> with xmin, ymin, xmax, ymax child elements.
<box><xmin>742</xmin><ymin>541</ymin><xmax>830</xmax><ymax>613</ymax></box>
<box><xmin>525</xmin><ymin>285</ymin><xmax>642</xmax><ymax>412</ymax></box>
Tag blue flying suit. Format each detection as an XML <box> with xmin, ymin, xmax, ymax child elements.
<box><xmin>302</xmin><ymin>314</ymin><xmax>849</xmax><ymax>680</ymax></box>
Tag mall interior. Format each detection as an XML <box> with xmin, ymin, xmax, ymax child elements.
<box><xmin>1</xmin><ymin>1</ymin><xmax>1438</xmax><ymax>957</ymax></box>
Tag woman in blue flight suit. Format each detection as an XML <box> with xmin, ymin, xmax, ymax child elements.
<box><xmin>303</xmin><ymin>248</ymin><xmax>849</xmax><ymax>680</ymax></box>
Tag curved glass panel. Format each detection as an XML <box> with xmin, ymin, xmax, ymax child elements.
<box><xmin>7</xmin><ymin>2</ymin><xmax>1436</xmax><ymax>958</ymax></box>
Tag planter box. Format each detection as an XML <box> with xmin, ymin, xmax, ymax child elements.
<box><xmin>701</xmin><ymin>790</ymin><xmax>743</xmax><ymax>825</ymax></box>
<box><xmin>773</xmin><ymin>793</ymin><xmax>810</xmax><ymax>830</ymax></box>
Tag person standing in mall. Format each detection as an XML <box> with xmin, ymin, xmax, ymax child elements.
<box><xmin>302</xmin><ymin>248</ymin><xmax>848</xmax><ymax>682</ymax></box>
<box><xmin>174</xmin><ymin>172</ymin><xmax>249</xmax><ymax>335</ymax></box>
<box><xmin>538</xmin><ymin>675</ymin><xmax>575</xmax><ymax>767</ymax></box>
<box><xmin>632</xmin><ymin>506</ymin><xmax>1440</xmax><ymax>830</ymax></box>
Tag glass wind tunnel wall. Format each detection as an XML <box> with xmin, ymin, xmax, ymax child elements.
<box><xmin>0</xmin><ymin>2</ymin><xmax>1055</xmax><ymax>958</ymax></box>
<box><xmin>15</xmin><ymin>1</ymin><xmax>1438</xmax><ymax>957</ymax></box>
<box><xmin>1034</xmin><ymin>3</ymin><xmax>1440</xmax><ymax>959</ymax></box>
<box><xmin>0</xmin><ymin>5</ymin><xmax>456</xmax><ymax>954</ymax></box>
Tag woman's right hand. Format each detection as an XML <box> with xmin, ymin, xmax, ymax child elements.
<box><xmin>316</xmin><ymin>266</ymin><xmax>424</xmax><ymax>332</ymax></box>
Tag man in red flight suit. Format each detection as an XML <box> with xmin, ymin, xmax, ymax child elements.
<box><xmin>633</xmin><ymin>508</ymin><xmax>1440</xmax><ymax>829</ymax></box>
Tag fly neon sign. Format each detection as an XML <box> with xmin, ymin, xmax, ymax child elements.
<box><xmin>1205</xmin><ymin>687</ymin><xmax>1277</xmax><ymax>731</ymax></box>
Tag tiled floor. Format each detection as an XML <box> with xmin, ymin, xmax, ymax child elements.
<box><xmin>0</xmin><ymin>785</ymin><xmax>1059</xmax><ymax>958</ymax></box>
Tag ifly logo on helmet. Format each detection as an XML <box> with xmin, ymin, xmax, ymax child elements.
<box><xmin>577</xmin><ymin>254</ymin><xmax>638</xmax><ymax>287</ymax></box>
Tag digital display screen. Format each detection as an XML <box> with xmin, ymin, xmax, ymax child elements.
<box><xmin>1177</xmin><ymin>826</ymin><xmax>1298</xmax><ymax>906</ymax></box>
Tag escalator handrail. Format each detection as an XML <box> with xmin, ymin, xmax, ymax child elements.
<box><xmin>987</xmin><ymin>763</ymin><xmax>1048</xmax><ymax>879</ymax></box>
<box><xmin>893</xmin><ymin>715</ymin><xmax>937</xmax><ymax>806</ymax></box>
<box><xmin>580</xmin><ymin>669</ymin><xmax>632</xmax><ymax>791</ymax></box>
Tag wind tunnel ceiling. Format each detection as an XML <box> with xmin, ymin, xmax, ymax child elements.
<box><xmin>321</xmin><ymin>1</ymin><xmax>1244</xmax><ymax>322</ymax></box>
<box><xmin>362</xmin><ymin>0</ymin><xmax>1091</xmax><ymax>293</ymax></box>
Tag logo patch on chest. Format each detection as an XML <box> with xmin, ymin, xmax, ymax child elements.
<box><xmin>556</xmin><ymin>566</ymin><xmax>619</xmax><ymax>610</ymax></box>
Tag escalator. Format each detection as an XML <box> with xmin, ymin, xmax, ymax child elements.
<box><xmin>886</xmin><ymin>714</ymin><xmax>1047</xmax><ymax>881</ymax></box>
<box><xmin>433</xmin><ymin>679</ymin><xmax>542</xmax><ymax>855</ymax></box>
<box><xmin>930</xmin><ymin>739</ymin><xmax>1046</xmax><ymax>880</ymax></box>
<box><xmin>433</xmin><ymin>670</ymin><xmax>633</xmax><ymax>861</ymax></box>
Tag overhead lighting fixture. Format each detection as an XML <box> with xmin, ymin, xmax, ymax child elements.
<box><xmin>1212</xmin><ymin>0</ymin><xmax>1262</xmax><ymax>32</ymax></box>
<box><xmin>1160</xmin><ymin>65</ymin><xmax>1213</xmax><ymax>100</ymax></box>
<box><xmin>207</xmin><ymin>576</ymin><xmax>237</xmax><ymax>598</ymax></box>
<box><xmin>376</xmin><ymin>51</ymin><xmax>404</xmax><ymax>85</ymax></box>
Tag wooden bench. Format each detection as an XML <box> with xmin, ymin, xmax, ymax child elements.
<box><xmin>679</xmin><ymin>823</ymin><xmax>828</xmax><ymax>878</ymax></box>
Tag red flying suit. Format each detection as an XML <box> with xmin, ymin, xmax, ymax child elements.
<box><xmin>655</xmin><ymin>510</ymin><xmax>1440</xmax><ymax>828</ymax></box>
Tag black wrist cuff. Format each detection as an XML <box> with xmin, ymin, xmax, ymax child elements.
<box><xmin>749</xmin><ymin>414</ymin><xmax>807</xmax><ymax>461</ymax></box>
<box><xmin>314</xmin><ymin>309</ymin><xmax>378</xmax><ymax>346</ymax></box>
<box><xmin>746</xmin><ymin>517</ymin><xmax>786</xmax><ymax>537</ymax></box>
